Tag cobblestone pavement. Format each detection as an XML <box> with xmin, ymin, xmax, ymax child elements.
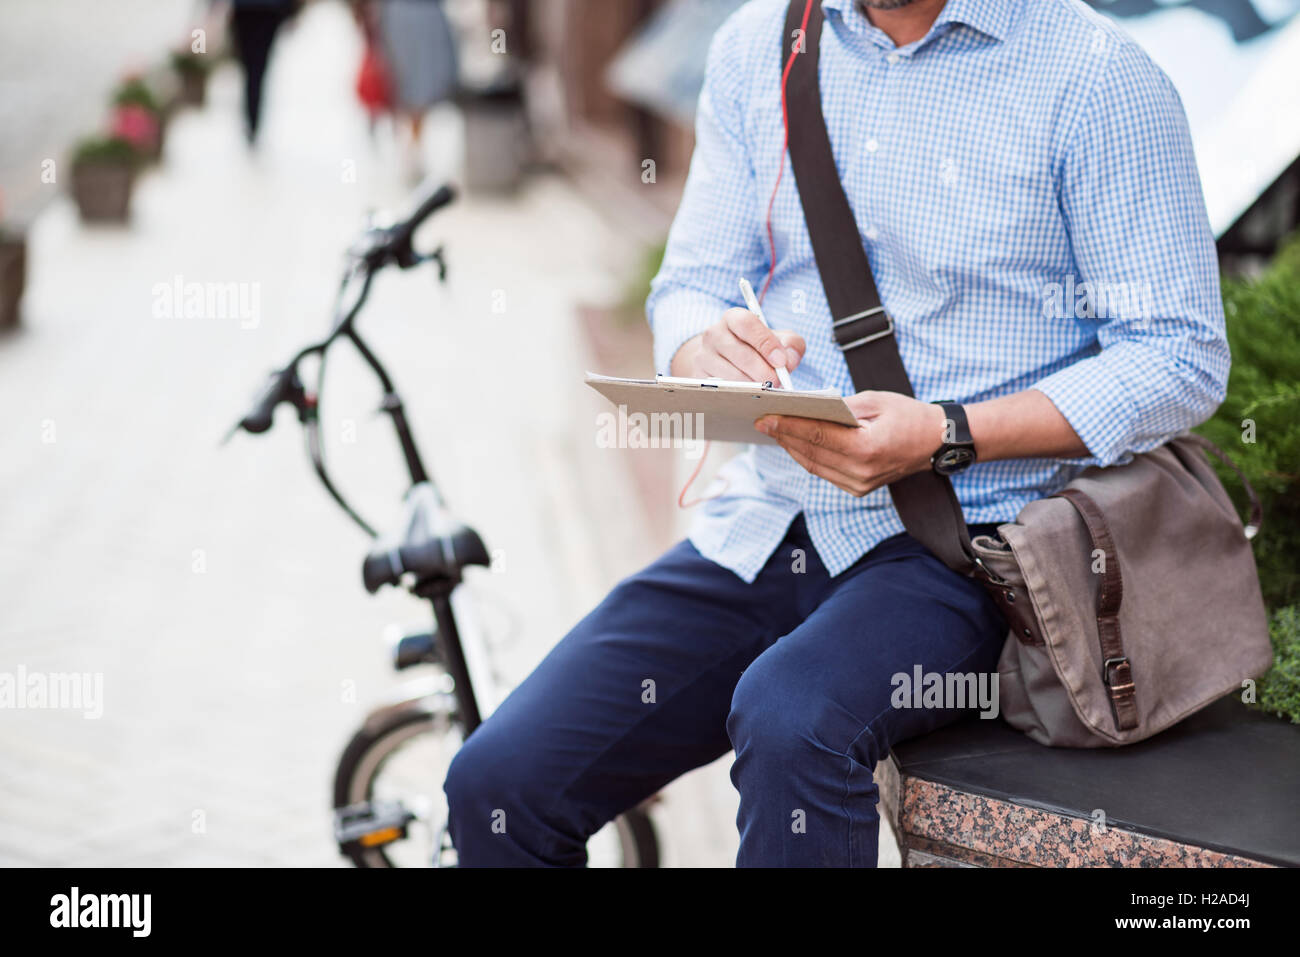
<box><xmin>0</xmin><ymin>1</ymin><xmax>898</xmax><ymax>868</ymax></box>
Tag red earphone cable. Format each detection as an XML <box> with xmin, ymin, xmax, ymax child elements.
<box><xmin>760</xmin><ymin>0</ymin><xmax>816</xmax><ymax>303</ymax></box>
<box><xmin>678</xmin><ymin>0</ymin><xmax>815</xmax><ymax>510</ymax></box>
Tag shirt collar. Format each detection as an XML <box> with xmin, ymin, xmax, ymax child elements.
<box><xmin>821</xmin><ymin>0</ymin><xmax>1017</xmax><ymax>45</ymax></box>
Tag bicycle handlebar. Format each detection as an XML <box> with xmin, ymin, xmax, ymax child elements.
<box><xmin>392</xmin><ymin>184</ymin><xmax>455</xmax><ymax>253</ymax></box>
<box><xmin>363</xmin><ymin>183</ymin><xmax>456</xmax><ymax>270</ymax></box>
<box><xmin>226</xmin><ymin>183</ymin><xmax>456</xmax><ymax>534</ymax></box>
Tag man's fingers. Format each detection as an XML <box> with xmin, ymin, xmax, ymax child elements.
<box><xmin>758</xmin><ymin>414</ymin><xmax>856</xmax><ymax>452</ymax></box>
<box><xmin>714</xmin><ymin>328</ymin><xmax>781</xmax><ymax>384</ymax></box>
<box><xmin>700</xmin><ymin>324</ymin><xmax>768</xmax><ymax>381</ymax></box>
<box><xmin>756</xmin><ymin>414</ymin><xmax>874</xmax><ymax>490</ymax></box>
<box><xmin>724</xmin><ymin>308</ymin><xmax>790</xmax><ymax>371</ymax></box>
<box><xmin>764</xmin><ymin>425</ymin><xmax>864</xmax><ymax>476</ymax></box>
<box><xmin>775</xmin><ymin>331</ymin><xmax>806</xmax><ymax>370</ymax></box>
<box><xmin>697</xmin><ymin>351</ymin><xmax>753</xmax><ymax>382</ymax></box>
<box><xmin>779</xmin><ymin>440</ymin><xmax>870</xmax><ymax>497</ymax></box>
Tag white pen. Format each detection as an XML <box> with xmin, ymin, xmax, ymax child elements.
<box><xmin>738</xmin><ymin>277</ymin><xmax>795</xmax><ymax>390</ymax></box>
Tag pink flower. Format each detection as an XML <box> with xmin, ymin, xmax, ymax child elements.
<box><xmin>111</xmin><ymin>104</ymin><xmax>158</xmax><ymax>151</ymax></box>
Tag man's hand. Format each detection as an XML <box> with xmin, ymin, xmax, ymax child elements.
<box><xmin>671</xmin><ymin>308</ymin><xmax>806</xmax><ymax>383</ymax></box>
<box><xmin>755</xmin><ymin>392</ymin><xmax>946</xmax><ymax>497</ymax></box>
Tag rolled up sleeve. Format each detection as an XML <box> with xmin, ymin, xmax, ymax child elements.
<box><xmin>1033</xmin><ymin>41</ymin><xmax>1229</xmax><ymax>467</ymax></box>
<box><xmin>646</xmin><ymin>16</ymin><xmax>768</xmax><ymax>376</ymax></box>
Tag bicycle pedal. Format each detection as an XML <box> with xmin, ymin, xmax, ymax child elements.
<box><xmin>334</xmin><ymin>800</ymin><xmax>417</xmax><ymax>850</ymax></box>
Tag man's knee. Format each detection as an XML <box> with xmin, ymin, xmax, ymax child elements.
<box><xmin>729</xmin><ymin>644</ymin><xmax>832</xmax><ymax>755</ymax></box>
<box><xmin>727</xmin><ymin>640</ymin><xmax>888</xmax><ymax>767</ymax></box>
<box><xmin>443</xmin><ymin>727</ymin><xmax>512</xmax><ymax>823</ymax></box>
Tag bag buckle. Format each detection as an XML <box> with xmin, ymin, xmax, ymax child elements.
<box><xmin>833</xmin><ymin>306</ymin><xmax>894</xmax><ymax>351</ymax></box>
<box><xmin>970</xmin><ymin>554</ymin><xmax>1007</xmax><ymax>586</ymax></box>
<box><xmin>1103</xmin><ymin>656</ymin><xmax>1134</xmax><ymax>691</ymax></box>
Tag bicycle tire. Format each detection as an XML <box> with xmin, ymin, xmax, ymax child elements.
<box><xmin>333</xmin><ymin>706</ymin><xmax>660</xmax><ymax>868</ymax></box>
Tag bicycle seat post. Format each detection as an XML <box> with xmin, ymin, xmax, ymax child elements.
<box><xmin>413</xmin><ymin>577</ymin><xmax>482</xmax><ymax>733</ymax></box>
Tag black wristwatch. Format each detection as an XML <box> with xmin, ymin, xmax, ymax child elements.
<box><xmin>930</xmin><ymin>401</ymin><xmax>977</xmax><ymax>476</ymax></box>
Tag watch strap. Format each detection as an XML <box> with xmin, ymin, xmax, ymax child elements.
<box><xmin>935</xmin><ymin>401</ymin><xmax>973</xmax><ymax>446</ymax></box>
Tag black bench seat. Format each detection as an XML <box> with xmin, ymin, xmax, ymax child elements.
<box><xmin>877</xmin><ymin>696</ymin><xmax>1300</xmax><ymax>867</ymax></box>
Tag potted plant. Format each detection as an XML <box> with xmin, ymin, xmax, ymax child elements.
<box><xmin>69</xmin><ymin>135</ymin><xmax>142</xmax><ymax>223</ymax></box>
<box><xmin>0</xmin><ymin>190</ymin><xmax>25</xmax><ymax>330</ymax></box>
<box><xmin>111</xmin><ymin>76</ymin><xmax>165</xmax><ymax>162</ymax></box>
<box><xmin>170</xmin><ymin>49</ymin><xmax>212</xmax><ymax>108</ymax></box>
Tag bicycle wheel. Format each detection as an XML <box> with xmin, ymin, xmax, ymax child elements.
<box><xmin>332</xmin><ymin>705</ymin><xmax>659</xmax><ymax>867</ymax></box>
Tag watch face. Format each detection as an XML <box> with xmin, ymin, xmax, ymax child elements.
<box><xmin>933</xmin><ymin>446</ymin><xmax>976</xmax><ymax>475</ymax></box>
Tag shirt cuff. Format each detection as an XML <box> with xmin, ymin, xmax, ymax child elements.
<box><xmin>649</xmin><ymin>289</ymin><xmax>731</xmax><ymax>377</ymax></box>
<box><xmin>1031</xmin><ymin>356</ymin><xmax>1139</xmax><ymax>468</ymax></box>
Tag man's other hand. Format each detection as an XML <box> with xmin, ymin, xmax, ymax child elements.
<box><xmin>755</xmin><ymin>392</ymin><xmax>946</xmax><ymax>496</ymax></box>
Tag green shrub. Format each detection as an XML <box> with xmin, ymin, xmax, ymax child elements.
<box><xmin>170</xmin><ymin>50</ymin><xmax>212</xmax><ymax>76</ymax></box>
<box><xmin>1196</xmin><ymin>234</ymin><xmax>1300</xmax><ymax>611</ymax></box>
<box><xmin>1255</xmin><ymin>605</ymin><xmax>1300</xmax><ymax>724</ymax></box>
<box><xmin>71</xmin><ymin>135</ymin><xmax>141</xmax><ymax>167</ymax></box>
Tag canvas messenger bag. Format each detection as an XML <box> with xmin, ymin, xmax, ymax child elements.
<box><xmin>779</xmin><ymin>0</ymin><xmax>1273</xmax><ymax>747</ymax></box>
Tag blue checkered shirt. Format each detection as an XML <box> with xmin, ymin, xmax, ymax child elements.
<box><xmin>646</xmin><ymin>0</ymin><xmax>1228</xmax><ymax>583</ymax></box>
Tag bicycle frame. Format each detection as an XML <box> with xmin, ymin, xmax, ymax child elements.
<box><xmin>309</xmin><ymin>262</ymin><xmax>488</xmax><ymax>733</ymax></box>
<box><xmin>232</xmin><ymin>199</ymin><xmax>490</xmax><ymax>735</ymax></box>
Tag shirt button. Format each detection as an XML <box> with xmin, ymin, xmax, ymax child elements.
<box><xmin>865</xmin><ymin>138</ymin><xmax>879</xmax><ymax>153</ymax></box>
<box><xmin>864</xmin><ymin>226</ymin><xmax>880</xmax><ymax>241</ymax></box>
<box><xmin>886</xmin><ymin>52</ymin><xmax>901</xmax><ymax>65</ymax></box>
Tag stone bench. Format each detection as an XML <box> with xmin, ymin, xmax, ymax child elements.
<box><xmin>878</xmin><ymin>695</ymin><xmax>1299</xmax><ymax>867</ymax></box>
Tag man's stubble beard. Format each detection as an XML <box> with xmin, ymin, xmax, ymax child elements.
<box><xmin>859</xmin><ymin>0</ymin><xmax>925</xmax><ymax>10</ymax></box>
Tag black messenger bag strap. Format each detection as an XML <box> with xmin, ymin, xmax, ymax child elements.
<box><xmin>781</xmin><ymin>0</ymin><xmax>976</xmax><ymax>575</ymax></box>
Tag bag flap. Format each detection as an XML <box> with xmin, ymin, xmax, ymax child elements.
<box><xmin>999</xmin><ymin>440</ymin><xmax>1272</xmax><ymax>743</ymax></box>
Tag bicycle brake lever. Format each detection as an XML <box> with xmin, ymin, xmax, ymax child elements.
<box><xmin>427</xmin><ymin>247</ymin><xmax>447</xmax><ymax>283</ymax></box>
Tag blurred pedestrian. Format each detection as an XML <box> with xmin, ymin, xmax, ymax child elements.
<box><xmin>352</xmin><ymin>1</ymin><xmax>394</xmax><ymax>135</ymax></box>
<box><xmin>228</xmin><ymin>0</ymin><xmax>297</xmax><ymax>144</ymax></box>
<box><xmin>357</xmin><ymin>0</ymin><xmax>458</xmax><ymax>181</ymax></box>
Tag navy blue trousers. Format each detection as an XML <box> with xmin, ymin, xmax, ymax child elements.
<box><xmin>443</xmin><ymin>515</ymin><xmax>1006</xmax><ymax>866</ymax></box>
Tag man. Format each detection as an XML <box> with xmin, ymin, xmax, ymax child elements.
<box><xmin>443</xmin><ymin>0</ymin><xmax>1227</xmax><ymax>866</ymax></box>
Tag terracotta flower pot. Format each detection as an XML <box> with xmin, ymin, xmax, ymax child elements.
<box><xmin>71</xmin><ymin>161</ymin><xmax>136</xmax><ymax>223</ymax></box>
<box><xmin>0</xmin><ymin>235</ymin><xmax>25</xmax><ymax>329</ymax></box>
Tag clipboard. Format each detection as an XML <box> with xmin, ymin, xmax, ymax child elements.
<box><xmin>585</xmin><ymin>372</ymin><xmax>859</xmax><ymax>446</ymax></box>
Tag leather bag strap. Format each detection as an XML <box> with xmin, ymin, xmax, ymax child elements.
<box><xmin>1054</xmin><ymin>487</ymin><xmax>1140</xmax><ymax>732</ymax></box>
<box><xmin>781</xmin><ymin>0</ymin><xmax>976</xmax><ymax>575</ymax></box>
